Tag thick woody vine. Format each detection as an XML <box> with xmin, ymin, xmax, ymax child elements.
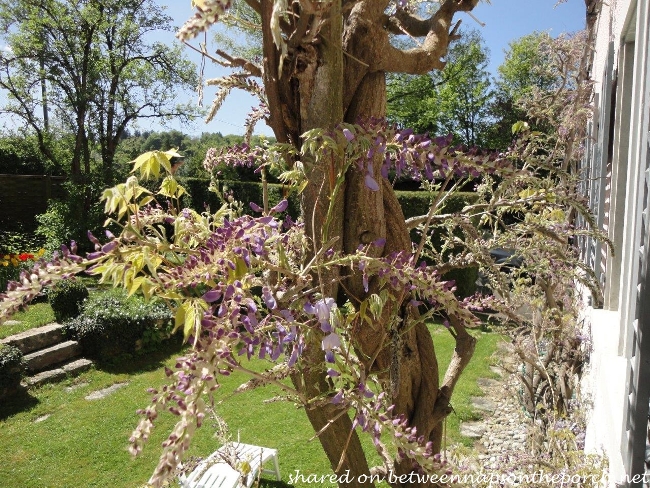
<box><xmin>0</xmin><ymin>2</ymin><xmax>608</xmax><ymax>488</ymax></box>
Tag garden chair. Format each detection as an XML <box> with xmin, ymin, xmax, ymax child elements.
<box><xmin>179</xmin><ymin>442</ymin><xmax>281</xmax><ymax>488</ymax></box>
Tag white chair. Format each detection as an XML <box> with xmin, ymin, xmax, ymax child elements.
<box><xmin>179</xmin><ymin>442</ymin><xmax>281</xmax><ymax>488</ymax></box>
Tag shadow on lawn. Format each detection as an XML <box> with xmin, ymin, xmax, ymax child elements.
<box><xmin>260</xmin><ymin>480</ymin><xmax>295</xmax><ymax>488</ymax></box>
<box><xmin>92</xmin><ymin>338</ymin><xmax>186</xmax><ymax>375</ymax></box>
<box><xmin>0</xmin><ymin>387</ymin><xmax>39</xmax><ymax>421</ymax></box>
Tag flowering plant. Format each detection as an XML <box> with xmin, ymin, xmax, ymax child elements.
<box><xmin>0</xmin><ymin>248</ymin><xmax>45</xmax><ymax>292</ymax></box>
<box><xmin>0</xmin><ymin>127</ymin><xmax>501</xmax><ymax>484</ymax></box>
<box><xmin>0</xmin><ymin>3</ymin><xmax>608</xmax><ymax>487</ymax></box>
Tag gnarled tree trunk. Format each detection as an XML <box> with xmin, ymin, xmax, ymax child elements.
<box><xmin>257</xmin><ymin>1</ymin><xmax>480</xmax><ymax>485</ymax></box>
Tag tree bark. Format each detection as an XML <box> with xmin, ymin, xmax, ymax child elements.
<box><xmin>256</xmin><ymin>2</ymin><xmax>480</xmax><ymax>485</ymax></box>
<box><xmin>267</xmin><ymin>2</ymin><xmax>373</xmax><ymax>485</ymax></box>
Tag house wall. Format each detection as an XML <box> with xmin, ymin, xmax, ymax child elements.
<box><xmin>583</xmin><ymin>308</ymin><xmax>628</xmax><ymax>483</ymax></box>
<box><xmin>582</xmin><ymin>0</ymin><xmax>650</xmax><ymax>485</ymax></box>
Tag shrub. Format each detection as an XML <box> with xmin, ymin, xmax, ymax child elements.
<box><xmin>442</xmin><ymin>267</ymin><xmax>479</xmax><ymax>299</ymax></box>
<box><xmin>397</xmin><ymin>191</ymin><xmax>480</xmax><ymax>298</ymax></box>
<box><xmin>35</xmin><ymin>200</ymin><xmax>73</xmax><ymax>255</ymax></box>
<box><xmin>47</xmin><ymin>279</ymin><xmax>89</xmax><ymax>322</ymax></box>
<box><xmin>64</xmin><ymin>289</ymin><xmax>174</xmax><ymax>359</ymax></box>
<box><xmin>0</xmin><ymin>344</ymin><xmax>25</xmax><ymax>398</ymax></box>
<box><xmin>36</xmin><ymin>177</ymin><xmax>107</xmax><ymax>254</ymax></box>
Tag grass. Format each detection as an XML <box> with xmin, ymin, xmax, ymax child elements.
<box><xmin>0</xmin><ymin>302</ymin><xmax>56</xmax><ymax>339</ymax></box>
<box><xmin>0</xmin><ymin>281</ymin><xmax>108</xmax><ymax>339</ymax></box>
<box><xmin>0</xmin><ymin>327</ymin><xmax>505</xmax><ymax>488</ymax></box>
<box><xmin>430</xmin><ymin>325</ymin><xmax>504</xmax><ymax>447</ymax></box>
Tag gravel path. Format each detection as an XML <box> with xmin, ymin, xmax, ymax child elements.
<box><xmin>459</xmin><ymin>341</ymin><xmax>532</xmax><ymax>469</ymax></box>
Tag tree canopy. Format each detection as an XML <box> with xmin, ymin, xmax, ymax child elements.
<box><xmin>0</xmin><ymin>0</ymin><xmax>199</xmax><ymax>180</ymax></box>
<box><xmin>387</xmin><ymin>29</ymin><xmax>493</xmax><ymax>146</ymax></box>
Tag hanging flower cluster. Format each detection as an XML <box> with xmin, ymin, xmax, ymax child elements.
<box><xmin>203</xmin><ymin>119</ymin><xmax>518</xmax><ymax>196</ymax></box>
<box><xmin>176</xmin><ymin>0</ymin><xmax>232</xmax><ymax>42</ymax></box>
<box><xmin>0</xmin><ymin>130</ymin><xmax>514</xmax><ymax>487</ymax></box>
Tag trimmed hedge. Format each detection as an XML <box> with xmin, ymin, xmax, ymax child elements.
<box><xmin>176</xmin><ymin>178</ymin><xmax>481</xmax><ymax>297</ymax></box>
<box><xmin>47</xmin><ymin>279</ymin><xmax>89</xmax><ymax>322</ymax></box>
<box><xmin>64</xmin><ymin>289</ymin><xmax>174</xmax><ymax>359</ymax></box>
<box><xmin>0</xmin><ymin>344</ymin><xmax>25</xmax><ymax>398</ymax></box>
<box><xmin>178</xmin><ymin>178</ymin><xmax>301</xmax><ymax>219</ymax></box>
<box><xmin>395</xmin><ymin>190</ymin><xmax>479</xmax><ymax>219</ymax></box>
<box><xmin>397</xmin><ymin>190</ymin><xmax>480</xmax><ymax>298</ymax></box>
<box><xmin>178</xmin><ymin>178</ymin><xmax>477</xmax><ymax>221</ymax></box>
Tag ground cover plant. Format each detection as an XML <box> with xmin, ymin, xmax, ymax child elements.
<box><xmin>0</xmin><ymin>326</ymin><xmax>500</xmax><ymax>488</ymax></box>
<box><xmin>0</xmin><ymin>2</ymin><xmax>606</xmax><ymax>487</ymax></box>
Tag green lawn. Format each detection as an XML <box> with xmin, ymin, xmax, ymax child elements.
<box><xmin>0</xmin><ymin>326</ymin><xmax>504</xmax><ymax>488</ymax></box>
<box><xmin>0</xmin><ymin>302</ymin><xmax>56</xmax><ymax>339</ymax></box>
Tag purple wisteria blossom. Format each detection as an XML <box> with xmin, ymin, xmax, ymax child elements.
<box><xmin>321</xmin><ymin>332</ymin><xmax>341</xmax><ymax>363</ymax></box>
<box><xmin>304</xmin><ymin>297</ymin><xmax>337</xmax><ymax>332</ymax></box>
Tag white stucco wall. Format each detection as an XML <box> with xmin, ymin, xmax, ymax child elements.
<box><xmin>582</xmin><ymin>308</ymin><xmax>628</xmax><ymax>485</ymax></box>
<box><xmin>591</xmin><ymin>0</ymin><xmax>634</xmax><ymax>92</ymax></box>
<box><xmin>581</xmin><ymin>1</ymin><xmax>641</xmax><ymax>485</ymax></box>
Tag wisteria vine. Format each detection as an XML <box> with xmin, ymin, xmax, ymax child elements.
<box><xmin>0</xmin><ymin>118</ymin><xmax>518</xmax><ymax>486</ymax></box>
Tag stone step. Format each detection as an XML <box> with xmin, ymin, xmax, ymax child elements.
<box><xmin>460</xmin><ymin>421</ymin><xmax>487</xmax><ymax>439</ymax></box>
<box><xmin>0</xmin><ymin>323</ymin><xmax>66</xmax><ymax>354</ymax></box>
<box><xmin>24</xmin><ymin>358</ymin><xmax>94</xmax><ymax>388</ymax></box>
<box><xmin>23</xmin><ymin>340</ymin><xmax>82</xmax><ymax>373</ymax></box>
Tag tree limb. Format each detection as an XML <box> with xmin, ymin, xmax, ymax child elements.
<box><xmin>287</xmin><ymin>6</ymin><xmax>312</xmax><ymax>49</ymax></box>
<box><xmin>214</xmin><ymin>49</ymin><xmax>262</xmax><ymax>77</ymax></box>
<box><xmin>260</xmin><ymin>1</ymin><xmax>290</xmax><ymax>143</ymax></box>
<box><xmin>377</xmin><ymin>0</ymin><xmax>479</xmax><ymax>75</ymax></box>
<box><xmin>430</xmin><ymin>313</ymin><xmax>477</xmax><ymax>427</ymax></box>
<box><xmin>242</xmin><ymin>0</ymin><xmax>261</xmax><ymax>16</ymax></box>
<box><xmin>390</xmin><ymin>8</ymin><xmax>434</xmax><ymax>37</ymax></box>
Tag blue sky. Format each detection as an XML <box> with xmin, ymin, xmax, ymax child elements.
<box><xmin>150</xmin><ymin>0</ymin><xmax>588</xmax><ymax>137</ymax></box>
<box><xmin>0</xmin><ymin>1</ymin><xmax>587</xmax><ymax>138</ymax></box>
<box><xmin>472</xmin><ymin>0</ymin><xmax>587</xmax><ymax>73</ymax></box>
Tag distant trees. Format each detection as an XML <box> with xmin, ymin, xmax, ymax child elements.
<box><xmin>0</xmin><ymin>0</ymin><xmax>199</xmax><ymax>182</ymax></box>
<box><xmin>113</xmin><ymin>130</ymin><xmax>271</xmax><ymax>181</ymax></box>
<box><xmin>387</xmin><ymin>29</ymin><xmax>493</xmax><ymax>146</ymax></box>
<box><xmin>485</xmin><ymin>31</ymin><xmax>559</xmax><ymax>148</ymax></box>
<box><xmin>496</xmin><ymin>32</ymin><xmax>559</xmax><ymax>101</ymax></box>
<box><xmin>0</xmin><ymin>132</ymin><xmax>66</xmax><ymax>175</ymax></box>
<box><xmin>387</xmin><ymin>30</ymin><xmax>577</xmax><ymax>150</ymax></box>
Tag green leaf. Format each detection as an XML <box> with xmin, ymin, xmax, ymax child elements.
<box><xmin>359</xmin><ymin>299</ymin><xmax>368</xmax><ymax>322</ymax></box>
<box><xmin>128</xmin><ymin>276</ymin><xmax>146</xmax><ymax>297</ymax></box>
<box><xmin>227</xmin><ymin>257</ymin><xmax>249</xmax><ymax>282</ymax></box>
<box><xmin>159</xmin><ymin>175</ymin><xmax>187</xmax><ymax>198</ymax></box>
<box><xmin>175</xmin><ymin>299</ymin><xmax>208</xmax><ymax>342</ymax></box>
<box><xmin>131</xmin><ymin>150</ymin><xmax>176</xmax><ymax>180</ymax></box>
<box><xmin>369</xmin><ymin>293</ymin><xmax>384</xmax><ymax>320</ymax></box>
<box><xmin>277</xmin><ymin>243</ymin><xmax>289</xmax><ymax>269</ymax></box>
<box><xmin>512</xmin><ymin>121</ymin><xmax>529</xmax><ymax>134</ymax></box>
